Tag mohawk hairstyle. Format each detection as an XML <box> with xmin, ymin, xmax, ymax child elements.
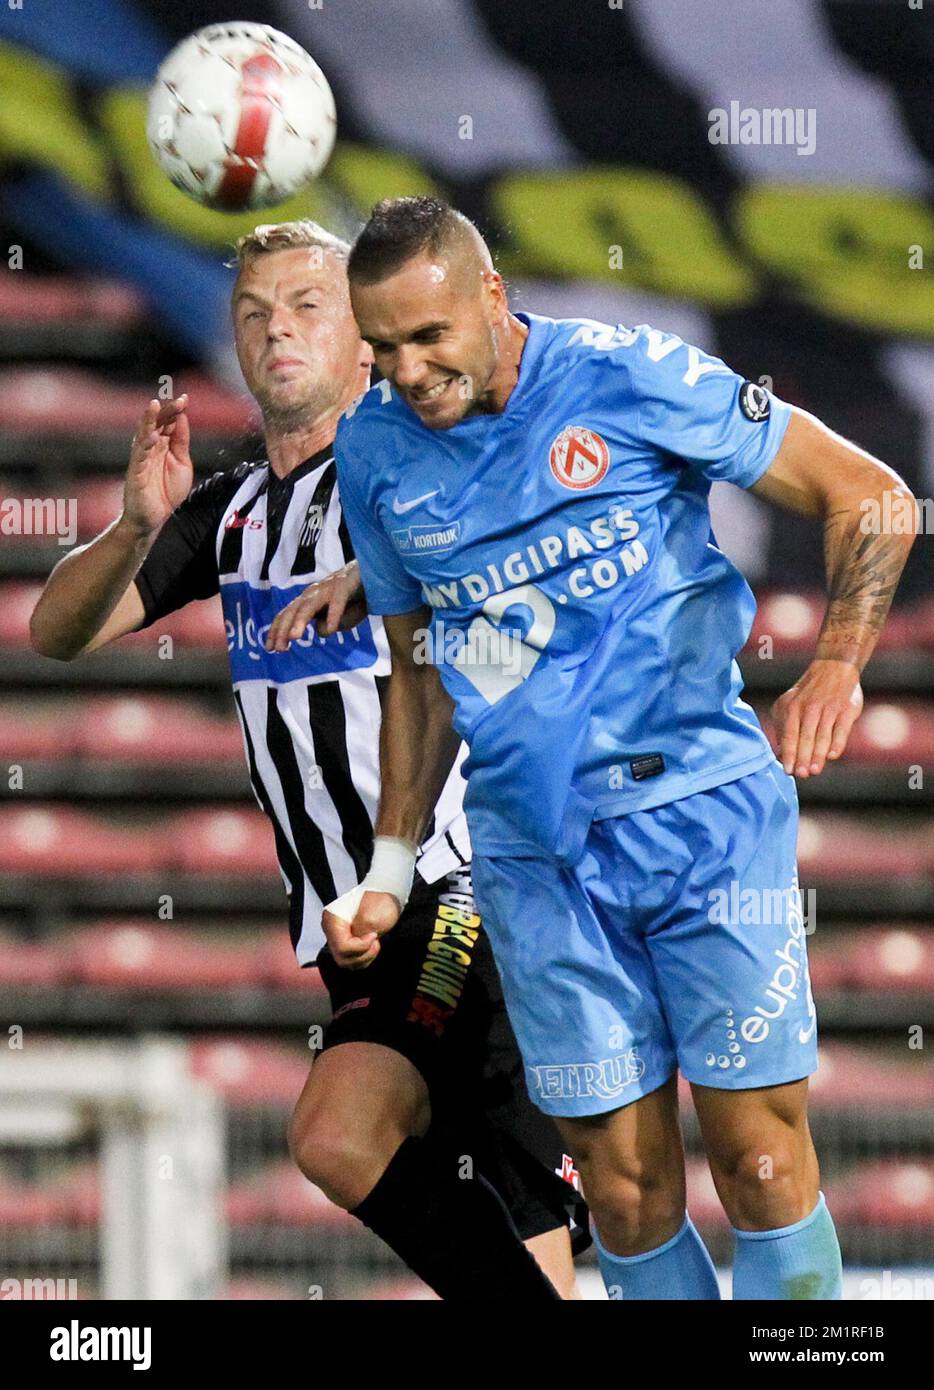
<box><xmin>348</xmin><ymin>196</ymin><xmax>476</xmax><ymax>284</ymax></box>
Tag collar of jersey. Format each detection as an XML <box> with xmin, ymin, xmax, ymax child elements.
<box><xmin>266</xmin><ymin>442</ymin><xmax>334</xmax><ymax>489</ymax></box>
<box><xmin>401</xmin><ymin>311</ymin><xmax>546</xmax><ymax>435</ymax></box>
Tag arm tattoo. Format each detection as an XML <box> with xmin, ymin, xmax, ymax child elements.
<box><xmin>817</xmin><ymin>507</ymin><xmax>912</xmax><ymax>668</ymax></box>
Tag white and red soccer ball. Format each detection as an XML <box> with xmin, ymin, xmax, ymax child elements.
<box><xmin>147</xmin><ymin>23</ymin><xmax>336</xmax><ymax>211</ymax></box>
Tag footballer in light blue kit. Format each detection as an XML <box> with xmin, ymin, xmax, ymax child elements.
<box><xmin>333</xmin><ymin>199</ymin><xmax>915</xmax><ymax>1301</ymax></box>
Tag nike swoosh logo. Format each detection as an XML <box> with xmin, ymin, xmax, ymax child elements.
<box><xmin>392</xmin><ymin>490</ymin><xmax>440</xmax><ymax>516</ymax></box>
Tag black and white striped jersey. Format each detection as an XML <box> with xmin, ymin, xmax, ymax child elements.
<box><xmin>134</xmin><ymin>444</ymin><xmax>470</xmax><ymax>964</ymax></box>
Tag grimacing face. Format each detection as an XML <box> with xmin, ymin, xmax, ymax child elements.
<box><xmin>233</xmin><ymin>246</ymin><xmax>369</xmax><ymax>427</ymax></box>
<box><xmin>349</xmin><ymin>252</ymin><xmax>507</xmax><ymax>429</ymax></box>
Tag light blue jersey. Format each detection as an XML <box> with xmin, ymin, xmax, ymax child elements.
<box><xmin>335</xmin><ymin>314</ymin><xmax>792</xmax><ymax>863</ymax></box>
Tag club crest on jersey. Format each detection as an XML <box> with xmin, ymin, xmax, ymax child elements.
<box><xmin>549</xmin><ymin>425</ymin><xmax>610</xmax><ymax>491</ymax></box>
<box><xmin>298</xmin><ymin>502</ymin><xmax>325</xmax><ymax>551</ymax></box>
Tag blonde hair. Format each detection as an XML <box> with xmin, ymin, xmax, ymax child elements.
<box><xmin>230</xmin><ymin>219</ymin><xmax>351</xmax><ymax>271</ymax></box>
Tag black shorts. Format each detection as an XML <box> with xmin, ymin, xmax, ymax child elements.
<box><xmin>316</xmin><ymin>866</ymin><xmax>590</xmax><ymax>1254</ymax></box>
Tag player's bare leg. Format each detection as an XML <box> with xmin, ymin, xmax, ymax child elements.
<box><xmin>524</xmin><ymin>1228</ymin><xmax>580</xmax><ymax>1299</ymax></box>
<box><xmin>553</xmin><ymin>1075</ymin><xmax>686</xmax><ymax>1256</ymax></box>
<box><xmin>552</xmin><ymin>1075</ymin><xmax>720</xmax><ymax>1299</ymax></box>
<box><xmin>289</xmin><ymin>1042</ymin><xmax>572</xmax><ymax>1299</ymax></box>
<box><xmin>691</xmin><ymin>1078</ymin><xmax>819</xmax><ymax>1230</ymax></box>
<box><xmin>690</xmin><ymin>1078</ymin><xmax>838</xmax><ymax>1299</ymax></box>
<box><xmin>289</xmin><ymin>1042</ymin><xmax>429</xmax><ymax>1209</ymax></box>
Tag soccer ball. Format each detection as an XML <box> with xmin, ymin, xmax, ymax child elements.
<box><xmin>147</xmin><ymin>23</ymin><xmax>336</xmax><ymax>211</ymax></box>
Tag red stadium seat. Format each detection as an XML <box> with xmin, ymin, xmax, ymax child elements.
<box><xmin>747</xmin><ymin>591</ymin><xmax>825</xmax><ymax>657</ymax></box>
<box><xmin>802</xmin><ymin>938</ymin><xmax>852</xmax><ymax>993</ymax></box>
<box><xmin>0</xmin><ymin>1178</ymin><xmax>73</xmax><ymax>1227</ymax></box>
<box><xmin>226</xmin><ymin>1161</ymin><xmax>354</xmax><ymax>1229</ymax></box>
<box><xmin>0</xmin><ymin>367</ymin><xmax>257</xmax><ymax>436</ymax></box>
<box><xmin>74</xmin><ymin>695</ymin><xmax>244</xmax><ymax>764</ymax></box>
<box><xmin>72</xmin><ymin>477</ymin><xmax>127</xmax><ymax>538</ymax></box>
<box><xmin>807</xmin><ymin>1042</ymin><xmax>934</xmax><ymax>1109</ymax></box>
<box><xmin>827</xmin><ymin>1162</ymin><xmax>934</xmax><ymax>1229</ymax></box>
<box><xmin>0</xmin><ymin>581</ymin><xmax>44</xmax><ymax>646</ymax></box>
<box><xmin>170</xmin><ymin>808</ymin><xmax>279</xmax><ymax>877</ymax></box>
<box><xmin>189</xmin><ymin>1038</ymin><xmax>310</xmax><ymax>1105</ymax></box>
<box><xmin>848</xmin><ymin>927</ymin><xmax>934</xmax><ymax>992</ymax></box>
<box><xmin>153</xmin><ymin>597</ymin><xmax>227</xmax><ymax>649</ymax></box>
<box><xmin>796</xmin><ymin>813</ymin><xmax>925</xmax><ymax>882</ymax></box>
<box><xmin>255</xmin><ymin>932</ymin><xmax>327</xmax><ymax>993</ymax></box>
<box><xmin>844</xmin><ymin>701</ymin><xmax>934</xmax><ymax>766</ymax></box>
<box><xmin>0</xmin><ymin>938</ymin><xmax>66</xmax><ymax>986</ymax></box>
<box><xmin>0</xmin><ymin>275</ymin><xmax>143</xmax><ymax>329</ymax></box>
<box><xmin>0</xmin><ymin>700</ymin><xmax>75</xmax><ymax>758</ymax></box>
<box><xmin>0</xmin><ymin>806</ymin><xmax>167</xmax><ymax>875</ymax></box>
<box><xmin>913</xmin><ymin>598</ymin><xmax>934</xmax><ymax>653</ymax></box>
<box><xmin>749</xmin><ymin>591</ymin><xmax>929</xmax><ymax>658</ymax></box>
<box><xmin>69</xmin><ymin>923</ymin><xmax>259</xmax><ymax>991</ymax></box>
<box><xmin>224</xmin><ymin>1279</ymin><xmax>302</xmax><ymax>1300</ymax></box>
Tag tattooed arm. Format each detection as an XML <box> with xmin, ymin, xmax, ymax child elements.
<box><xmin>750</xmin><ymin>408</ymin><xmax>916</xmax><ymax>778</ymax></box>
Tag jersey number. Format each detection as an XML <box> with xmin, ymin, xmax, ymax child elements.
<box><xmin>451</xmin><ymin>584</ymin><xmax>556</xmax><ymax>705</ymax></box>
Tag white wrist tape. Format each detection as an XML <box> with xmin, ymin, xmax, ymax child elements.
<box><xmin>364</xmin><ymin>836</ymin><xmax>417</xmax><ymax>908</ymax></box>
<box><xmin>322</xmin><ymin>837</ymin><xmax>417</xmax><ymax>923</ymax></box>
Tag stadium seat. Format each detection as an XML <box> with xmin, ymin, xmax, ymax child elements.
<box><xmin>807</xmin><ymin>1042</ymin><xmax>934</xmax><ymax>1109</ymax></box>
<box><xmin>844</xmin><ymin>701</ymin><xmax>934</xmax><ymax>765</ymax></box>
<box><xmin>747</xmin><ymin>591</ymin><xmax>826</xmax><ymax>657</ymax></box>
<box><xmin>0</xmin><ymin>806</ymin><xmax>167</xmax><ymax>875</ymax></box>
<box><xmin>74</xmin><ymin>695</ymin><xmax>243</xmax><ymax>764</ymax></box>
<box><xmin>153</xmin><ymin>597</ymin><xmax>227</xmax><ymax>649</ymax></box>
<box><xmin>801</xmin><ymin>938</ymin><xmax>851</xmax><ymax>993</ymax></box>
<box><xmin>226</xmin><ymin>1161</ymin><xmax>354</xmax><ymax>1229</ymax></box>
<box><xmin>0</xmin><ymin>1177</ymin><xmax>72</xmax><ymax>1227</ymax></box>
<box><xmin>170</xmin><ymin>808</ymin><xmax>279</xmax><ymax>877</ymax></box>
<box><xmin>0</xmin><ymin>581</ymin><xmax>44</xmax><ymax>646</ymax></box>
<box><xmin>69</xmin><ymin>923</ymin><xmax>259</xmax><ymax>991</ymax></box>
<box><xmin>224</xmin><ymin>1279</ymin><xmax>303</xmax><ymax>1300</ymax></box>
<box><xmin>0</xmin><ymin>938</ymin><xmax>66</xmax><ymax>986</ymax></box>
<box><xmin>0</xmin><ymin>367</ymin><xmax>257</xmax><ymax>437</ymax></box>
<box><xmin>796</xmin><ymin>813</ymin><xmax>926</xmax><ymax>881</ymax></box>
<box><xmin>71</xmin><ymin>477</ymin><xmax>127</xmax><ymax>538</ymax></box>
<box><xmin>0</xmin><ymin>700</ymin><xmax>74</xmax><ymax>758</ymax></box>
<box><xmin>848</xmin><ymin>927</ymin><xmax>934</xmax><ymax>993</ymax></box>
<box><xmin>255</xmin><ymin>932</ymin><xmax>327</xmax><ymax>994</ymax></box>
<box><xmin>0</xmin><ymin>275</ymin><xmax>143</xmax><ymax>333</ymax></box>
<box><xmin>827</xmin><ymin>1162</ymin><xmax>934</xmax><ymax>1229</ymax></box>
<box><xmin>189</xmin><ymin>1039</ymin><xmax>310</xmax><ymax>1105</ymax></box>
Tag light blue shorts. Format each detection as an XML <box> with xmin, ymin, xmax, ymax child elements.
<box><xmin>471</xmin><ymin>764</ymin><xmax>818</xmax><ymax>1118</ymax></box>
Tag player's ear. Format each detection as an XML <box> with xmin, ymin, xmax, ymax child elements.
<box><xmin>482</xmin><ymin>269</ymin><xmax>508</xmax><ymax>320</ymax></box>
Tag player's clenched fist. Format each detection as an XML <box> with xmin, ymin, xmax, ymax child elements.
<box><xmin>265</xmin><ymin>561</ymin><xmax>366</xmax><ymax>652</ymax></box>
<box><xmin>771</xmin><ymin>657</ymin><xmax>864</xmax><ymax>779</ymax></box>
<box><xmin>124</xmin><ymin>395</ymin><xmax>194</xmax><ymax>538</ymax></box>
<box><xmin>322</xmin><ymin>889</ymin><xmax>402</xmax><ymax>970</ymax></box>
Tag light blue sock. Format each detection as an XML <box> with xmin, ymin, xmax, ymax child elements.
<box><xmin>594</xmin><ymin>1214</ymin><xmax>721</xmax><ymax>1300</ymax></box>
<box><xmin>732</xmin><ymin>1192</ymin><xmax>843</xmax><ymax>1300</ymax></box>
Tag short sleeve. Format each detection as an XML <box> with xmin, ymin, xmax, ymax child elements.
<box><xmin>334</xmin><ymin>432</ymin><xmax>424</xmax><ymax>616</ymax></box>
<box><xmin>134</xmin><ymin>469</ymin><xmax>237</xmax><ymax>625</ymax></box>
<box><xmin>624</xmin><ymin>328</ymin><xmax>793</xmax><ymax>489</ymax></box>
